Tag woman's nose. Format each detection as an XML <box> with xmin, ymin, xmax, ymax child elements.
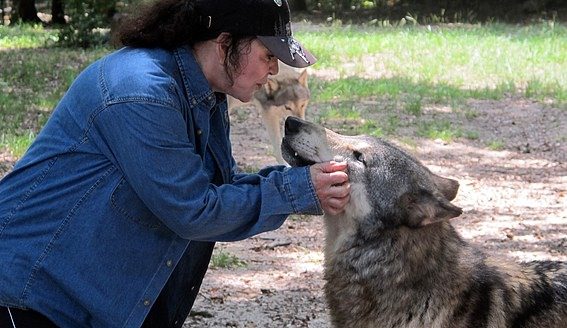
<box><xmin>270</xmin><ymin>58</ymin><xmax>279</xmax><ymax>75</ymax></box>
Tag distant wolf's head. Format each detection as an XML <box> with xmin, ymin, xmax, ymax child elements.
<box><xmin>254</xmin><ymin>69</ymin><xmax>310</xmax><ymax>119</ymax></box>
<box><xmin>281</xmin><ymin>117</ymin><xmax>462</xmax><ymax>230</ymax></box>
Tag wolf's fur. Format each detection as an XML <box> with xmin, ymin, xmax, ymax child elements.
<box><xmin>281</xmin><ymin>117</ymin><xmax>567</xmax><ymax>328</ymax></box>
<box><xmin>228</xmin><ymin>64</ymin><xmax>310</xmax><ymax>164</ymax></box>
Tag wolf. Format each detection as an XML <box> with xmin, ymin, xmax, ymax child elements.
<box><xmin>281</xmin><ymin>117</ymin><xmax>567</xmax><ymax>328</ymax></box>
<box><xmin>228</xmin><ymin>64</ymin><xmax>310</xmax><ymax>164</ymax></box>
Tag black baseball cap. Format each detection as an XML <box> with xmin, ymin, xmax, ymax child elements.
<box><xmin>195</xmin><ymin>0</ymin><xmax>316</xmax><ymax>68</ymax></box>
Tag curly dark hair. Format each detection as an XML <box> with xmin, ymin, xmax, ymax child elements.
<box><xmin>113</xmin><ymin>0</ymin><xmax>255</xmax><ymax>85</ymax></box>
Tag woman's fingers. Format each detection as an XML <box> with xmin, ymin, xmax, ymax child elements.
<box><xmin>309</xmin><ymin>161</ymin><xmax>351</xmax><ymax>215</ymax></box>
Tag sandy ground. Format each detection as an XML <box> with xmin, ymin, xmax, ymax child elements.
<box><xmin>1</xmin><ymin>80</ymin><xmax>565</xmax><ymax>328</ymax></box>
<box><xmin>184</xmin><ymin>95</ymin><xmax>566</xmax><ymax>327</ymax></box>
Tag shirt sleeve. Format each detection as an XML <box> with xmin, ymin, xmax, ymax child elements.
<box><xmin>91</xmin><ymin>101</ymin><xmax>322</xmax><ymax>242</ymax></box>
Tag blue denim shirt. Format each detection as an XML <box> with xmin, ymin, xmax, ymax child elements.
<box><xmin>0</xmin><ymin>46</ymin><xmax>322</xmax><ymax>327</ymax></box>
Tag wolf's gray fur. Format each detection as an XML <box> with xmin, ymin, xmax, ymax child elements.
<box><xmin>281</xmin><ymin>117</ymin><xmax>567</xmax><ymax>328</ymax></box>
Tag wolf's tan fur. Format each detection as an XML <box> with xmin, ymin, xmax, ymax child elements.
<box><xmin>228</xmin><ymin>63</ymin><xmax>309</xmax><ymax>164</ymax></box>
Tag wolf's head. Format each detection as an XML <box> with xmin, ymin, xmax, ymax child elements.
<box><xmin>254</xmin><ymin>69</ymin><xmax>310</xmax><ymax>119</ymax></box>
<box><xmin>281</xmin><ymin>117</ymin><xmax>462</xmax><ymax>231</ymax></box>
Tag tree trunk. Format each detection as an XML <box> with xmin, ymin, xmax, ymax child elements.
<box><xmin>51</xmin><ymin>0</ymin><xmax>65</xmax><ymax>25</ymax></box>
<box><xmin>0</xmin><ymin>0</ymin><xmax>5</xmax><ymax>25</ymax></box>
<box><xmin>289</xmin><ymin>0</ymin><xmax>308</xmax><ymax>12</ymax></box>
<box><xmin>17</xmin><ymin>0</ymin><xmax>41</xmax><ymax>23</ymax></box>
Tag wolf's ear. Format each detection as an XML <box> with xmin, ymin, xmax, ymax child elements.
<box><xmin>264</xmin><ymin>78</ymin><xmax>280</xmax><ymax>95</ymax></box>
<box><xmin>432</xmin><ymin>175</ymin><xmax>459</xmax><ymax>201</ymax></box>
<box><xmin>400</xmin><ymin>190</ymin><xmax>463</xmax><ymax>227</ymax></box>
<box><xmin>298</xmin><ymin>70</ymin><xmax>308</xmax><ymax>88</ymax></box>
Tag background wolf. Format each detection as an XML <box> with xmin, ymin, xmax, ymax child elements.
<box><xmin>228</xmin><ymin>63</ymin><xmax>310</xmax><ymax>164</ymax></box>
<box><xmin>281</xmin><ymin>117</ymin><xmax>567</xmax><ymax>328</ymax></box>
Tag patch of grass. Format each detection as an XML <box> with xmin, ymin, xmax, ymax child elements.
<box><xmin>463</xmin><ymin>109</ymin><xmax>480</xmax><ymax>120</ymax></box>
<box><xmin>383</xmin><ymin>114</ymin><xmax>401</xmax><ymax>135</ymax></box>
<box><xmin>0</xmin><ymin>24</ymin><xmax>58</xmax><ymax>48</ymax></box>
<box><xmin>404</xmin><ymin>95</ymin><xmax>423</xmax><ymax>116</ymax></box>
<box><xmin>2</xmin><ymin>22</ymin><xmax>566</xmax><ymax>162</ymax></box>
<box><xmin>0</xmin><ymin>47</ymin><xmax>106</xmax><ymax>132</ymax></box>
<box><xmin>417</xmin><ymin>120</ymin><xmax>462</xmax><ymax>142</ymax></box>
<box><xmin>463</xmin><ymin>130</ymin><xmax>480</xmax><ymax>140</ymax></box>
<box><xmin>355</xmin><ymin>119</ymin><xmax>384</xmax><ymax>137</ymax></box>
<box><xmin>210</xmin><ymin>249</ymin><xmax>247</xmax><ymax>269</ymax></box>
<box><xmin>487</xmin><ymin>140</ymin><xmax>506</xmax><ymax>150</ymax></box>
<box><xmin>0</xmin><ymin>133</ymin><xmax>36</xmax><ymax>158</ymax></box>
<box><xmin>310</xmin><ymin>77</ymin><xmax>533</xmax><ymax>107</ymax></box>
<box><xmin>297</xmin><ymin>22</ymin><xmax>567</xmax><ymax>104</ymax></box>
<box><xmin>524</xmin><ymin>79</ymin><xmax>565</xmax><ymax>102</ymax></box>
<box><xmin>317</xmin><ymin>103</ymin><xmax>361</xmax><ymax>122</ymax></box>
<box><xmin>310</xmin><ymin>77</ymin><xmax>406</xmax><ymax>103</ymax></box>
<box><xmin>1</xmin><ymin>25</ymin><xmax>109</xmax><ymax>155</ymax></box>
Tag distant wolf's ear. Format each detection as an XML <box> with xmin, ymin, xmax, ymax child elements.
<box><xmin>298</xmin><ymin>70</ymin><xmax>308</xmax><ymax>88</ymax></box>
<box><xmin>432</xmin><ymin>175</ymin><xmax>460</xmax><ymax>201</ymax></box>
<box><xmin>400</xmin><ymin>190</ymin><xmax>463</xmax><ymax>227</ymax></box>
<box><xmin>265</xmin><ymin>78</ymin><xmax>280</xmax><ymax>95</ymax></box>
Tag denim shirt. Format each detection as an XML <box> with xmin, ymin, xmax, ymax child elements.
<box><xmin>0</xmin><ymin>46</ymin><xmax>322</xmax><ymax>327</ymax></box>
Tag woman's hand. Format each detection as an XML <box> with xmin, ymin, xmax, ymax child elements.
<box><xmin>309</xmin><ymin>161</ymin><xmax>350</xmax><ymax>216</ymax></box>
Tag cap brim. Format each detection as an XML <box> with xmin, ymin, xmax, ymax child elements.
<box><xmin>258</xmin><ymin>36</ymin><xmax>317</xmax><ymax>68</ymax></box>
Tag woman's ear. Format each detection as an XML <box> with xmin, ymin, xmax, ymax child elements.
<box><xmin>215</xmin><ymin>32</ymin><xmax>232</xmax><ymax>64</ymax></box>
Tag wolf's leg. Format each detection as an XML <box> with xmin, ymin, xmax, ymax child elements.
<box><xmin>260</xmin><ymin>107</ymin><xmax>286</xmax><ymax>164</ymax></box>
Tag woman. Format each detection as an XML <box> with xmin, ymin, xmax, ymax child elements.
<box><xmin>0</xmin><ymin>0</ymin><xmax>350</xmax><ymax>327</ymax></box>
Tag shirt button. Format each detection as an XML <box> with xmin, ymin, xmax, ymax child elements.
<box><xmin>143</xmin><ymin>300</ymin><xmax>151</xmax><ymax>306</ymax></box>
<box><xmin>166</xmin><ymin>260</ymin><xmax>173</xmax><ymax>268</ymax></box>
<box><xmin>196</xmin><ymin>129</ymin><xmax>202</xmax><ymax>135</ymax></box>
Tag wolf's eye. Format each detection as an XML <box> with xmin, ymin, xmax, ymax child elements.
<box><xmin>284</xmin><ymin>105</ymin><xmax>293</xmax><ymax>111</ymax></box>
<box><xmin>353</xmin><ymin>150</ymin><xmax>366</xmax><ymax>165</ymax></box>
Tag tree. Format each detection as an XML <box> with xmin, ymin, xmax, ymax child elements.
<box><xmin>289</xmin><ymin>0</ymin><xmax>308</xmax><ymax>11</ymax></box>
<box><xmin>51</xmin><ymin>0</ymin><xmax>65</xmax><ymax>25</ymax></box>
<box><xmin>16</xmin><ymin>0</ymin><xmax>41</xmax><ymax>23</ymax></box>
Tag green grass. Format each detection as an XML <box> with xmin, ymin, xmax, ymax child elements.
<box><xmin>297</xmin><ymin>22</ymin><xmax>567</xmax><ymax>104</ymax></box>
<box><xmin>0</xmin><ymin>24</ymin><xmax>58</xmax><ymax>48</ymax></box>
<box><xmin>487</xmin><ymin>140</ymin><xmax>506</xmax><ymax>150</ymax></box>
<box><xmin>0</xmin><ymin>24</ymin><xmax>109</xmax><ymax>153</ymax></box>
<box><xmin>356</xmin><ymin>119</ymin><xmax>384</xmax><ymax>137</ymax></box>
<box><xmin>0</xmin><ymin>132</ymin><xmax>36</xmax><ymax>158</ymax></box>
<box><xmin>1</xmin><ymin>22</ymin><xmax>566</xmax><ymax>156</ymax></box>
<box><xmin>210</xmin><ymin>249</ymin><xmax>247</xmax><ymax>269</ymax></box>
<box><xmin>417</xmin><ymin>120</ymin><xmax>463</xmax><ymax>142</ymax></box>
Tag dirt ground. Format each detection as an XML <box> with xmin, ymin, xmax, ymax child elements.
<box><xmin>184</xmin><ymin>94</ymin><xmax>566</xmax><ymax>327</ymax></box>
<box><xmin>0</xmin><ymin>78</ymin><xmax>565</xmax><ymax>328</ymax></box>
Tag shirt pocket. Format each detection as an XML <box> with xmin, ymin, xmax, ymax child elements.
<box><xmin>110</xmin><ymin>177</ymin><xmax>163</xmax><ymax>229</ymax></box>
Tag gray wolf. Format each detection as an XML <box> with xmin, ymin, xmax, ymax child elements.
<box><xmin>228</xmin><ymin>64</ymin><xmax>310</xmax><ymax>164</ymax></box>
<box><xmin>281</xmin><ymin>117</ymin><xmax>567</xmax><ymax>328</ymax></box>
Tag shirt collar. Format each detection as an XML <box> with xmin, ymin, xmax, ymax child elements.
<box><xmin>173</xmin><ymin>46</ymin><xmax>216</xmax><ymax>110</ymax></box>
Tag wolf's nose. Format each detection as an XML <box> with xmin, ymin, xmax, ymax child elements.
<box><xmin>285</xmin><ymin>116</ymin><xmax>302</xmax><ymax>136</ymax></box>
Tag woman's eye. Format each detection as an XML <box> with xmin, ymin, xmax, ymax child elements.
<box><xmin>353</xmin><ymin>150</ymin><xmax>365</xmax><ymax>164</ymax></box>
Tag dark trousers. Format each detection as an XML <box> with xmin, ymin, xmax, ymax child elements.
<box><xmin>142</xmin><ymin>241</ymin><xmax>215</xmax><ymax>328</ymax></box>
<box><xmin>0</xmin><ymin>306</ymin><xmax>58</xmax><ymax>328</ymax></box>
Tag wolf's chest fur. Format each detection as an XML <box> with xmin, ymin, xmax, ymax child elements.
<box><xmin>323</xmin><ymin>219</ymin><xmax>566</xmax><ymax>328</ymax></box>
<box><xmin>279</xmin><ymin>117</ymin><xmax>566</xmax><ymax>328</ymax></box>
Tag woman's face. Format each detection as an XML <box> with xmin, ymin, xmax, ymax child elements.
<box><xmin>228</xmin><ymin>39</ymin><xmax>279</xmax><ymax>102</ymax></box>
